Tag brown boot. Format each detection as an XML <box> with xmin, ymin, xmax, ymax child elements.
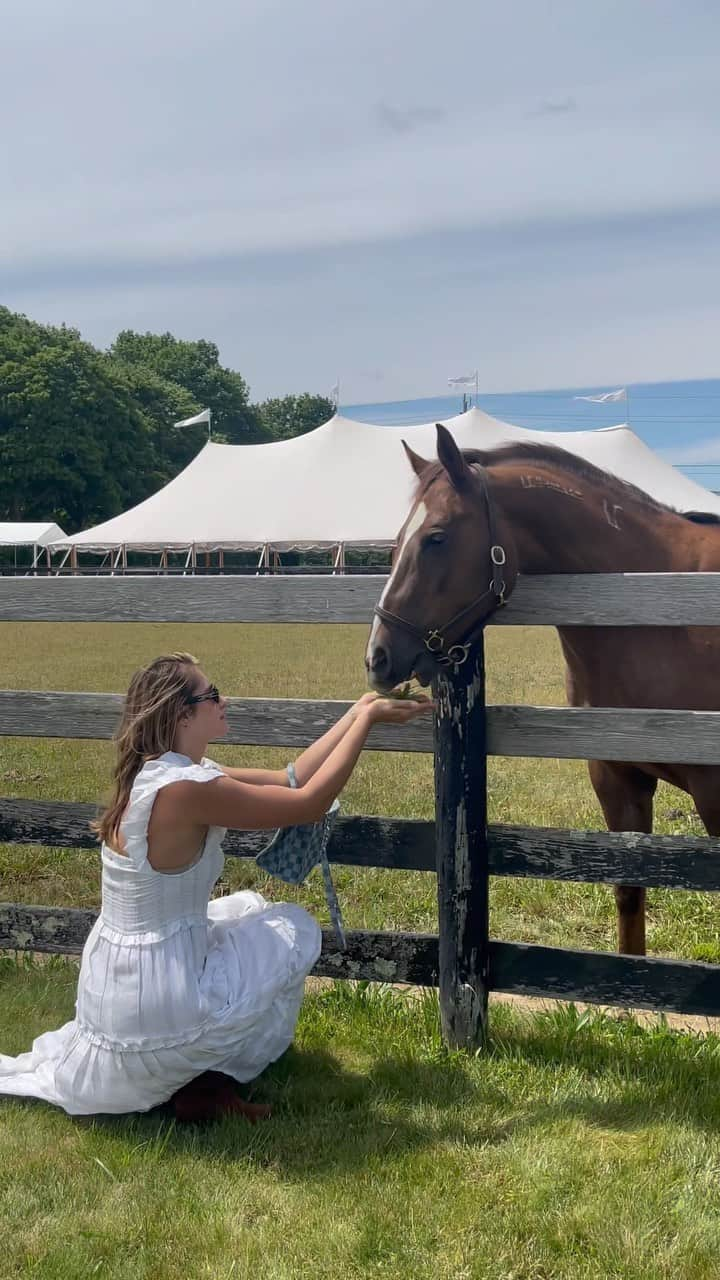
<box><xmin>171</xmin><ymin>1071</ymin><xmax>272</xmax><ymax>1124</ymax></box>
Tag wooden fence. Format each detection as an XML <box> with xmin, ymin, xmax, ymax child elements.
<box><xmin>2</xmin><ymin>573</ymin><xmax>720</xmax><ymax>1050</ymax></box>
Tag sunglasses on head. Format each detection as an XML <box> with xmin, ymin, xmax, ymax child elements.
<box><xmin>185</xmin><ymin>682</ymin><xmax>221</xmax><ymax>706</ymax></box>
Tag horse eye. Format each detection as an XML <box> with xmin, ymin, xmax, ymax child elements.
<box><xmin>426</xmin><ymin>529</ymin><xmax>446</xmax><ymax>545</ymax></box>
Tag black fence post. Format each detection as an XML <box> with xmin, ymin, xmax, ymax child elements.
<box><xmin>433</xmin><ymin>640</ymin><xmax>490</xmax><ymax>1051</ymax></box>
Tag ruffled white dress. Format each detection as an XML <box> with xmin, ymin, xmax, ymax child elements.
<box><xmin>0</xmin><ymin>752</ymin><xmax>322</xmax><ymax>1115</ymax></box>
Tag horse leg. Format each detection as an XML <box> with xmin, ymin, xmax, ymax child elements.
<box><xmin>685</xmin><ymin>769</ymin><xmax>720</xmax><ymax>837</ymax></box>
<box><xmin>588</xmin><ymin>760</ymin><xmax>657</xmax><ymax>956</ymax></box>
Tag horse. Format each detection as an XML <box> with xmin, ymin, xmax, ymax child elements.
<box><xmin>365</xmin><ymin>422</ymin><xmax>720</xmax><ymax>956</ymax></box>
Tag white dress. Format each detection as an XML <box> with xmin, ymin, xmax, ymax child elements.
<box><xmin>0</xmin><ymin>752</ymin><xmax>322</xmax><ymax>1115</ymax></box>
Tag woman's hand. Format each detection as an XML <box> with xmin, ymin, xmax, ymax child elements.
<box><xmin>363</xmin><ymin>694</ymin><xmax>435</xmax><ymax>725</ymax></box>
<box><xmin>350</xmin><ymin>692</ymin><xmax>383</xmax><ymax>713</ymax></box>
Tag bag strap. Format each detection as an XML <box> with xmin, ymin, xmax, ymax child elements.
<box><xmin>287</xmin><ymin>762</ymin><xmax>346</xmax><ymax>950</ymax></box>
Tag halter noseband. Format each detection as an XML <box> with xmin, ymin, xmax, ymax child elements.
<box><xmin>373</xmin><ymin>466</ymin><xmax>508</xmax><ymax>673</ymax></box>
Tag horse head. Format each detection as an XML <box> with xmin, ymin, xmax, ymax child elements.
<box><xmin>365</xmin><ymin>424</ymin><xmax>518</xmax><ymax>691</ymax></box>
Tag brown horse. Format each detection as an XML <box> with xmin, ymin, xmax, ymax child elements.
<box><xmin>366</xmin><ymin>423</ymin><xmax>720</xmax><ymax>956</ymax></box>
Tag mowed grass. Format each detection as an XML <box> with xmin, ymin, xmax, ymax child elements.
<box><xmin>0</xmin><ymin>621</ymin><xmax>718</xmax><ymax>958</ymax></box>
<box><xmin>3</xmin><ymin>623</ymin><xmax>720</xmax><ymax>1278</ymax></box>
<box><xmin>4</xmin><ymin>970</ymin><xmax>720</xmax><ymax>1279</ymax></box>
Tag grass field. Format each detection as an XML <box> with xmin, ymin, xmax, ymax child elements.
<box><xmin>2</xmin><ymin>621</ymin><xmax>720</xmax><ymax>1279</ymax></box>
<box><xmin>1</xmin><ymin>622</ymin><xmax>717</xmax><ymax>958</ymax></box>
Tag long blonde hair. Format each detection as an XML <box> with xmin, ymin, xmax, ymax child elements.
<box><xmin>94</xmin><ymin>652</ymin><xmax>199</xmax><ymax>846</ymax></box>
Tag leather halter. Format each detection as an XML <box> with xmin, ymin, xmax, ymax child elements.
<box><xmin>373</xmin><ymin>465</ymin><xmax>508</xmax><ymax>672</ymax></box>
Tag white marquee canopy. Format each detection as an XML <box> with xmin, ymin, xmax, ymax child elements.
<box><xmin>52</xmin><ymin>407</ymin><xmax>720</xmax><ymax>552</ymax></box>
<box><xmin>0</xmin><ymin>521</ymin><xmax>67</xmax><ymax>547</ymax></box>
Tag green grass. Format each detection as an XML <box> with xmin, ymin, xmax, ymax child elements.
<box><xmin>3</xmin><ymin>621</ymin><xmax>720</xmax><ymax>1278</ymax></box>
<box><xmin>3</xmin><ymin>968</ymin><xmax>720</xmax><ymax>1280</ymax></box>
<box><xmin>0</xmin><ymin>622</ymin><xmax>717</xmax><ymax>959</ymax></box>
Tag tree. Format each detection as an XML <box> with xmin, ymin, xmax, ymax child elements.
<box><xmin>0</xmin><ymin>309</ymin><xmax>156</xmax><ymax>531</ymax></box>
<box><xmin>112</xmin><ymin>361</ymin><xmax>204</xmax><ymax>490</ymax></box>
<box><xmin>0</xmin><ymin>308</ymin><xmax>338</xmax><ymax>533</ymax></box>
<box><xmin>255</xmin><ymin>393</ymin><xmax>334</xmax><ymax>441</ymax></box>
<box><xmin>109</xmin><ymin>330</ymin><xmax>270</xmax><ymax>445</ymax></box>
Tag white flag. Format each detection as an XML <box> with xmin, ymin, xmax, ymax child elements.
<box><xmin>173</xmin><ymin>407</ymin><xmax>211</xmax><ymax>429</ymax></box>
<box><xmin>330</xmin><ymin>381</ymin><xmax>340</xmax><ymax>403</ymax></box>
<box><xmin>448</xmin><ymin>372</ymin><xmax>477</xmax><ymax>387</ymax></box>
<box><xmin>573</xmin><ymin>389</ymin><xmax>627</xmax><ymax>403</ymax></box>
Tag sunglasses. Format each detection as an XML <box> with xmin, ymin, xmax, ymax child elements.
<box><xmin>185</xmin><ymin>682</ymin><xmax>221</xmax><ymax>706</ymax></box>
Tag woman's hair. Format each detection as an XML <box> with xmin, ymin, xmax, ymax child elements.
<box><xmin>93</xmin><ymin>652</ymin><xmax>199</xmax><ymax>846</ymax></box>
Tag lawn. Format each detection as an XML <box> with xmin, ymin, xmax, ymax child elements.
<box><xmin>1</xmin><ymin>622</ymin><xmax>717</xmax><ymax>958</ymax></box>
<box><xmin>2</xmin><ymin>621</ymin><xmax>720</xmax><ymax>1279</ymax></box>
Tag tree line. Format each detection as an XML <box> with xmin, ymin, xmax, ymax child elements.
<box><xmin>0</xmin><ymin>308</ymin><xmax>333</xmax><ymax>532</ymax></box>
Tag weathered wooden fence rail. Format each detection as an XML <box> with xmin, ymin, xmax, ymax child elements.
<box><xmin>3</xmin><ymin>571</ymin><xmax>720</xmax><ymax>625</ymax></box>
<box><xmin>2</xmin><ymin>572</ymin><xmax>720</xmax><ymax>1048</ymax></box>
<box><xmin>2</xmin><ymin>691</ymin><xmax>720</xmax><ymax>762</ymax></box>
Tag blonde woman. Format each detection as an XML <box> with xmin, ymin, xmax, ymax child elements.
<box><xmin>0</xmin><ymin>653</ymin><xmax>433</xmax><ymax>1123</ymax></box>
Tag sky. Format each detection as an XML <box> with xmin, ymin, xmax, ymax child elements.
<box><xmin>2</xmin><ymin>0</ymin><xmax>720</xmax><ymax>404</ymax></box>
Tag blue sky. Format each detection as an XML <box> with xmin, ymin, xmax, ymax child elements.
<box><xmin>3</xmin><ymin>0</ymin><xmax>720</xmax><ymax>403</ymax></box>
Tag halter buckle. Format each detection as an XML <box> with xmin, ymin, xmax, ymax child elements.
<box><xmin>491</xmin><ymin>577</ymin><xmax>507</xmax><ymax>606</ymax></box>
<box><xmin>490</xmin><ymin>545</ymin><xmax>506</xmax><ymax>566</ymax></box>
<box><xmin>445</xmin><ymin>643</ymin><xmax>470</xmax><ymax>669</ymax></box>
<box><xmin>425</xmin><ymin>630</ymin><xmax>445</xmax><ymax>654</ymax></box>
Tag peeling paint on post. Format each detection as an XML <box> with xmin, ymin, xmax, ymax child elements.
<box><xmin>434</xmin><ymin>642</ymin><xmax>489</xmax><ymax>1051</ymax></box>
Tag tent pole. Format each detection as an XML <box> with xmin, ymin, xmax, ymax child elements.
<box><xmin>56</xmin><ymin>548</ymin><xmax>71</xmax><ymax>576</ymax></box>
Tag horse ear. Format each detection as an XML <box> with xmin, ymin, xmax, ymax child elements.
<box><xmin>402</xmin><ymin>439</ymin><xmax>431</xmax><ymax>478</ymax></box>
<box><xmin>436</xmin><ymin>423</ymin><xmax>471</xmax><ymax>490</ymax></box>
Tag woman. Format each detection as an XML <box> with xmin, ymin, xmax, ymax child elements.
<box><xmin>0</xmin><ymin>652</ymin><xmax>432</xmax><ymax>1123</ymax></box>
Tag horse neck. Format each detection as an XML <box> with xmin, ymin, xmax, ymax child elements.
<box><xmin>490</xmin><ymin>460</ymin><xmax>682</xmax><ymax>574</ymax></box>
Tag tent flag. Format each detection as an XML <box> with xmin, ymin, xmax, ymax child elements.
<box><xmin>574</xmin><ymin>389</ymin><xmax>627</xmax><ymax>403</ymax></box>
<box><xmin>174</xmin><ymin>407</ymin><xmax>212</xmax><ymax>429</ymax></box>
<box><xmin>448</xmin><ymin>372</ymin><xmax>478</xmax><ymax>387</ymax></box>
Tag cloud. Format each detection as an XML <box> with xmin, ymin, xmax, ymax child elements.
<box><xmin>529</xmin><ymin>96</ymin><xmax>578</xmax><ymax>117</ymax></box>
<box><xmin>375</xmin><ymin>102</ymin><xmax>446</xmax><ymax>135</ymax></box>
<box><xmin>659</xmin><ymin>436</ymin><xmax>720</xmax><ymax>464</ymax></box>
<box><xmin>3</xmin><ymin>0</ymin><xmax>720</xmax><ymax>403</ymax></box>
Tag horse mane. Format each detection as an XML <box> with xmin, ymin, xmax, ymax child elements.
<box><xmin>684</xmin><ymin>510</ymin><xmax>720</xmax><ymax>524</ymax></box>
<box><xmin>418</xmin><ymin>441</ymin><xmax>720</xmax><ymax>524</ymax></box>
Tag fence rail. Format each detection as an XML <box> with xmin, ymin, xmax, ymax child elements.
<box><xmin>2</xmin><ymin>691</ymin><xmax>720</xmax><ymax>764</ymax></box>
<box><xmin>3</xmin><ymin>798</ymin><xmax>720</xmax><ymax>889</ymax></box>
<box><xmin>3</xmin><ymin>906</ymin><xmax>720</xmax><ymax>1018</ymax></box>
<box><xmin>3</xmin><ymin>572</ymin><xmax>720</xmax><ymax>625</ymax></box>
<box><xmin>3</xmin><ymin>572</ymin><xmax>720</xmax><ymax>1046</ymax></box>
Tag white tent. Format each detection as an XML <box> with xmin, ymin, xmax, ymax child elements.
<box><xmin>52</xmin><ymin>407</ymin><xmax>720</xmax><ymax>553</ymax></box>
<box><xmin>0</xmin><ymin>521</ymin><xmax>66</xmax><ymax>547</ymax></box>
<box><xmin>0</xmin><ymin>521</ymin><xmax>67</xmax><ymax>570</ymax></box>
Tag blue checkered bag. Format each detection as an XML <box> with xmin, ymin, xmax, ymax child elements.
<box><xmin>256</xmin><ymin>763</ymin><xmax>346</xmax><ymax>948</ymax></box>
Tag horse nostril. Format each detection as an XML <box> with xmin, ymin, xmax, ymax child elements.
<box><xmin>368</xmin><ymin>646</ymin><xmax>389</xmax><ymax>675</ymax></box>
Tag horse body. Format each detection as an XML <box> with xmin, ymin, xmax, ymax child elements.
<box><xmin>366</xmin><ymin>425</ymin><xmax>720</xmax><ymax>955</ymax></box>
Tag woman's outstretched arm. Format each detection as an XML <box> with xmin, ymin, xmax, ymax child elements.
<box><xmin>164</xmin><ymin>696</ymin><xmax>433</xmax><ymax>832</ymax></box>
<box><xmin>213</xmin><ymin>694</ymin><xmax>380</xmax><ymax>787</ymax></box>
